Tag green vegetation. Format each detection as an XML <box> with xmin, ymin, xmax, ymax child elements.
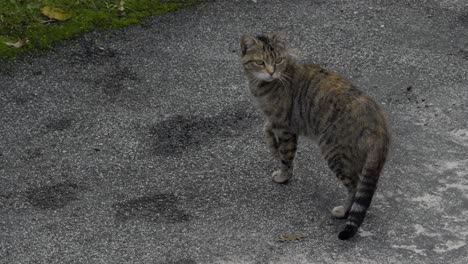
<box><xmin>0</xmin><ymin>0</ymin><xmax>200</xmax><ymax>60</ymax></box>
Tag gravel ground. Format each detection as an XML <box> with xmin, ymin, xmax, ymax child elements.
<box><xmin>1</xmin><ymin>0</ymin><xmax>468</xmax><ymax>263</ymax></box>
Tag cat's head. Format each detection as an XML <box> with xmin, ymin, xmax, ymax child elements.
<box><xmin>240</xmin><ymin>32</ymin><xmax>289</xmax><ymax>82</ymax></box>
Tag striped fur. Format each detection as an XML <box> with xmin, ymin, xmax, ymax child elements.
<box><xmin>240</xmin><ymin>33</ymin><xmax>390</xmax><ymax>240</ymax></box>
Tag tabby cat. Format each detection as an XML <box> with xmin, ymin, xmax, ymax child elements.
<box><xmin>240</xmin><ymin>32</ymin><xmax>390</xmax><ymax>240</ymax></box>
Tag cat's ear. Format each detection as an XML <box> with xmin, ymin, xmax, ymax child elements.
<box><xmin>270</xmin><ymin>32</ymin><xmax>287</xmax><ymax>49</ymax></box>
<box><xmin>240</xmin><ymin>35</ymin><xmax>258</xmax><ymax>56</ymax></box>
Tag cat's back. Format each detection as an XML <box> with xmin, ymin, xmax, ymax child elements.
<box><xmin>292</xmin><ymin>63</ymin><xmax>389</xmax><ymax>136</ymax></box>
<box><xmin>298</xmin><ymin>63</ymin><xmax>383</xmax><ymax>108</ymax></box>
<box><xmin>296</xmin><ymin>63</ymin><xmax>357</xmax><ymax>96</ymax></box>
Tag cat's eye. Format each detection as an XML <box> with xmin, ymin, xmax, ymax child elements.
<box><xmin>254</xmin><ymin>60</ymin><xmax>265</xmax><ymax>65</ymax></box>
<box><xmin>275</xmin><ymin>58</ymin><xmax>284</xmax><ymax>64</ymax></box>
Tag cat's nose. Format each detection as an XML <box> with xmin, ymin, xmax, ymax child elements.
<box><xmin>266</xmin><ymin>65</ymin><xmax>274</xmax><ymax>76</ymax></box>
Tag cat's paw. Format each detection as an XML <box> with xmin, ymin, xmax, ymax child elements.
<box><xmin>332</xmin><ymin>206</ymin><xmax>346</xmax><ymax>218</ymax></box>
<box><xmin>272</xmin><ymin>170</ymin><xmax>292</xmax><ymax>184</ymax></box>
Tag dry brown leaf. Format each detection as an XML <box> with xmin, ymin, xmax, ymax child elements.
<box><xmin>4</xmin><ymin>38</ymin><xmax>29</xmax><ymax>48</ymax></box>
<box><xmin>278</xmin><ymin>234</ymin><xmax>307</xmax><ymax>242</ymax></box>
<box><xmin>40</xmin><ymin>6</ymin><xmax>72</xmax><ymax>21</ymax></box>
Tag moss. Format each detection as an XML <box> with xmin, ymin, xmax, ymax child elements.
<box><xmin>0</xmin><ymin>0</ymin><xmax>203</xmax><ymax>60</ymax></box>
<box><xmin>0</xmin><ymin>36</ymin><xmax>17</xmax><ymax>58</ymax></box>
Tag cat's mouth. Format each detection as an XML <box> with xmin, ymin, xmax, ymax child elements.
<box><xmin>254</xmin><ymin>73</ymin><xmax>277</xmax><ymax>82</ymax></box>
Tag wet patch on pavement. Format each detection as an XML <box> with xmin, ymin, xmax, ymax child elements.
<box><xmin>148</xmin><ymin>104</ymin><xmax>259</xmax><ymax>156</ymax></box>
<box><xmin>44</xmin><ymin>116</ymin><xmax>74</xmax><ymax>132</ymax></box>
<box><xmin>11</xmin><ymin>92</ymin><xmax>38</xmax><ymax>106</ymax></box>
<box><xmin>26</xmin><ymin>182</ymin><xmax>82</xmax><ymax>210</ymax></box>
<box><xmin>458</xmin><ymin>11</ymin><xmax>468</xmax><ymax>27</ymax></box>
<box><xmin>113</xmin><ymin>193</ymin><xmax>191</xmax><ymax>223</ymax></box>
<box><xmin>22</xmin><ymin>147</ymin><xmax>44</xmax><ymax>161</ymax></box>
<box><xmin>72</xmin><ymin>37</ymin><xmax>118</xmax><ymax>64</ymax></box>
<box><xmin>97</xmin><ymin>67</ymin><xmax>139</xmax><ymax>99</ymax></box>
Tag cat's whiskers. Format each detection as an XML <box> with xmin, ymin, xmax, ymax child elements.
<box><xmin>278</xmin><ymin>72</ymin><xmax>292</xmax><ymax>87</ymax></box>
<box><xmin>278</xmin><ymin>76</ymin><xmax>288</xmax><ymax>87</ymax></box>
<box><xmin>247</xmin><ymin>75</ymin><xmax>261</xmax><ymax>86</ymax></box>
<box><xmin>280</xmin><ymin>71</ymin><xmax>293</xmax><ymax>81</ymax></box>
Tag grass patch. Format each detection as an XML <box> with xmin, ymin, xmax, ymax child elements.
<box><xmin>0</xmin><ymin>0</ymin><xmax>201</xmax><ymax>60</ymax></box>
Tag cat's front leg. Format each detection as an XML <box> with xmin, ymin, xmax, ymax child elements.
<box><xmin>271</xmin><ymin>129</ymin><xmax>298</xmax><ymax>184</ymax></box>
<box><xmin>263</xmin><ymin>121</ymin><xmax>280</xmax><ymax>159</ymax></box>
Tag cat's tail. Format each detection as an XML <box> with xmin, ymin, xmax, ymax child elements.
<box><xmin>338</xmin><ymin>138</ymin><xmax>389</xmax><ymax>240</ymax></box>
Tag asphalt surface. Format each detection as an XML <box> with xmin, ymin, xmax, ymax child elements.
<box><xmin>1</xmin><ymin>0</ymin><xmax>468</xmax><ymax>263</ymax></box>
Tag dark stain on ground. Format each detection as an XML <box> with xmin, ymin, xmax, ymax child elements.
<box><xmin>385</xmin><ymin>85</ymin><xmax>430</xmax><ymax>108</ymax></box>
<box><xmin>26</xmin><ymin>182</ymin><xmax>81</xmax><ymax>210</ymax></box>
<box><xmin>23</xmin><ymin>147</ymin><xmax>43</xmax><ymax>161</ymax></box>
<box><xmin>13</xmin><ymin>96</ymin><xmax>30</xmax><ymax>105</ymax></box>
<box><xmin>72</xmin><ymin>38</ymin><xmax>118</xmax><ymax>64</ymax></box>
<box><xmin>12</xmin><ymin>93</ymin><xmax>37</xmax><ymax>105</ymax></box>
<box><xmin>113</xmin><ymin>194</ymin><xmax>191</xmax><ymax>223</ymax></box>
<box><xmin>0</xmin><ymin>193</ymin><xmax>12</xmax><ymax>209</ymax></box>
<box><xmin>458</xmin><ymin>11</ymin><xmax>468</xmax><ymax>27</ymax></box>
<box><xmin>45</xmin><ymin>117</ymin><xmax>73</xmax><ymax>131</ymax></box>
<box><xmin>149</xmin><ymin>104</ymin><xmax>258</xmax><ymax>156</ymax></box>
<box><xmin>461</xmin><ymin>198</ymin><xmax>468</xmax><ymax>210</ymax></box>
<box><xmin>98</xmin><ymin>67</ymin><xmax>139</xmax><ymax>98</ymax></box>
<box><xmin>458</xmin><ymin>49</ymin><xmax>468</xmax><ymax>60</ymax></box>
<box><xmin>0</xmin><ymin>62</ymin><xmax>14</xmax><ymax>77</ymax></box>
<box><xmin>166</xmin><ymin>259</ymin><xmax>197</xmax><ymax>264</ymax></box>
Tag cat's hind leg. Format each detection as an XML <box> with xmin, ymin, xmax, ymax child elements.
<box><xmin>332</xmin><ymin>184</ymin><xmax>356</xmax><ymax>219</ymax></box>
<box><xmin>319</xmin><ymin>142</ymin><xmax>359</xmax><ymax>218</ymax></box>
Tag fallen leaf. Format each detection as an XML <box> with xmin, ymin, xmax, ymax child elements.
<box><xmin>4</xmin><ymin>38</ymin><xmax>29</xmax><ymax>48</ymax></box>
<box><xmin>278</xmin><ymin>234</ymin><xmax>307</xmax><ymax>242</ymax></box>
<box><xmin>40</xmin><ymin>6</ymin><xmax>72</xmax><ymax>21</ymax></box>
